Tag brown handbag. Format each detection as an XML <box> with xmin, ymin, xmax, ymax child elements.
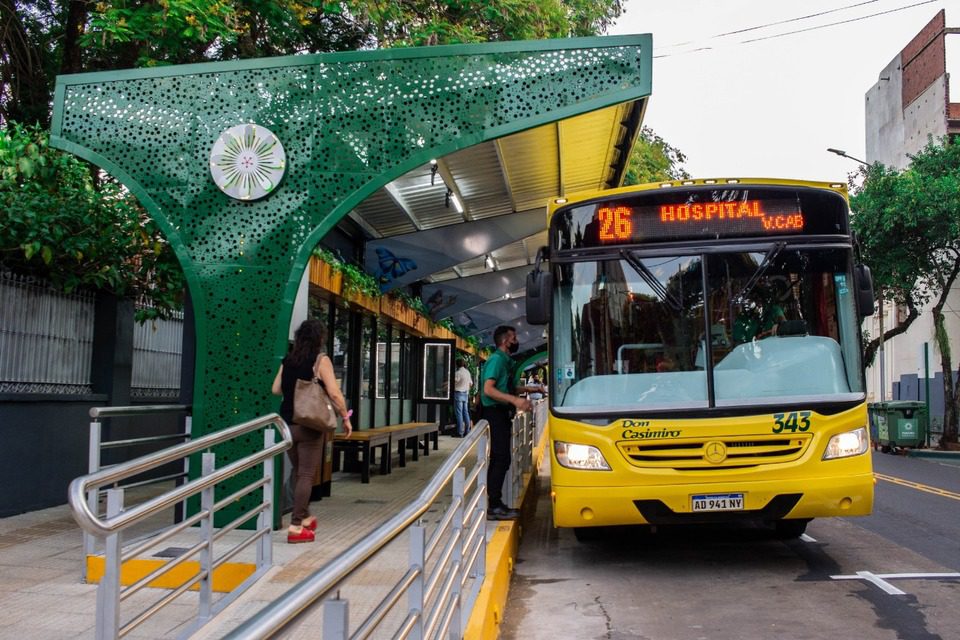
<box><xmin>293</xmin><ymin>354</ymin><xmax>337</xmax><ymax>432</ymax></box>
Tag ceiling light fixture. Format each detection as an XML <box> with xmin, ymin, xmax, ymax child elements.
<box><xmin>485</xmin><ymin>254</ymin><xmax>495</xmax><ymax>270</ymax></box>
<box><xmin>450</xmin><ymin>192</ymin><xmax>464</xmax><ymax>214</ymax></box>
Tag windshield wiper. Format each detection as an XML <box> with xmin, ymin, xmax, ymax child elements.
<box><xmin>734</xmin><ymin>242</ymin><xmax>786</xmax><ymax>305</ymax></box>
<box><xmin>621</xmin><ymin>250</ymin><xmax>684</xmax><ymax>312</ymax></box>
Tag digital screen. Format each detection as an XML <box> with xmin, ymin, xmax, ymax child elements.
<box><xmin>552</xmin><ymin>187</ymin><xmax>848</xmax><ymax>250</ymax></box>
<box><xmin>596</xmin><ymin>199</ymin><xmax>803</xmax><ymax>243</ymax></box>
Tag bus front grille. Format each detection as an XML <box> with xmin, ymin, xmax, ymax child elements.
<box><xmin>617</xmin><ymin>434</ymin><xmax>811</xmax><ymax>469</ymax></box>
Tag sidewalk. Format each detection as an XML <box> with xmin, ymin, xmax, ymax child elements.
<box><xmin>0</xmin><ymin>433</ymin><xmax>515</xmax><ymax>639</ymax></box>
<box><xmin>907</xmin><ymin>447</ymin><xmax>960</xmax><ymax>464</ymax></box>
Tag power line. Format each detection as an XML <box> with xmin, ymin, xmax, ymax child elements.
<box><xmin>715</xmin><ymin>0</ymin><xmax>882</xmax><ymax>37</ymax></box>
<box><xmin>655</xmin><ymin>0</ymin><xmax>883</xmax><ymax>50</ymax></box>
<box><xmin>652</xmin><ymin>0</ymin><xmax>941</xmax><ymax>57</ymax></box>
<box><xmin>741</xmin><ymin>0</ymin><xmax>939</xmax><ymax>44</ymax></box>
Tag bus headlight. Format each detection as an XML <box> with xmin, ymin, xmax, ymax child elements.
<box><xmin>555</xmin><ymin>441</ymin><xmax>611</xmax><ymax>470</ymax></box>
<box><xmin>822</xmin><ymin>427</ymin><xmax>869</xmax><ymax>460</ymax></box>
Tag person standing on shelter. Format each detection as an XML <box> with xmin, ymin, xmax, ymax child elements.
<box><xmin>481</xmin><ymin>325</ymin><xmax>536</xmax><ymax>520</ymax></box>
<box><xmin>272</xmin><ymin>319</ymin><xmax>352</xmax><ymax>543</ymax></box>
<box><xmin>453</xmin><ymin>358</ymin><xmax>473</xmax><ymax>437</ymax></box>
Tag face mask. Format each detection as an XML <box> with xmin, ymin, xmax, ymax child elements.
<box><xmin>508</xmin><ymin>341</ymin><xmax>519</xmax><ymax>354</ymax></box>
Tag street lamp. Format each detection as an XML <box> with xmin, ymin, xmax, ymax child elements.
<box><xmin>826</xmin><ymin>147</ymin><xmax>869</xmax><ymax>166</ymax></box>
<box><xmin>827</xmin><ymin>148</ymin><xmax>885</xmax><ymax>400</ymax></box>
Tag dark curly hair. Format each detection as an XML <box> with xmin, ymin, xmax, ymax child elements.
<box><xmin>287</xmin><ymin>319</ymin><xmax>327</xmax><ymax>368</ymax></box>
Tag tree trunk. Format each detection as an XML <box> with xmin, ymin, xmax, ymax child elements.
<box><xmin>932</xmin><ymin>260</ymin><xmax>960</xmax><ymax>446</ymax></box>
<box><xmin>60</xmin><ymin>0</ymin><xmax>88</xmax><ymax>75</ymax></box>
<box><xmin>863</xmin><ymin>298</ymin><xmax>919</xmax><ymax>367</ymax></box>
<box><xmin>0</xmin><ymin>0</ymin><xmax>51</xmax><ymax>126</ymax></box>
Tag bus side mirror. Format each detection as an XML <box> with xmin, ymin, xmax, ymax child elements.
<box><xmin>526</xmin><ymin>270</ymin><xmax>552</xmax><ymax>325</ymax></box>
<box><xmin>854</xmin><ymin>264</ymin><xmax>875</xmax><ymax>317</ymax></box>
<box><xmin>526</xmin><ymin>246</ymin><xmax>551</xmax><ymax>325</ymax></box>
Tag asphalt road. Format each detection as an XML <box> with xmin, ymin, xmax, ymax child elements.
<box><xmin>501</xmin><ymin>451</ymin><xmax>960</xmax><ymax>640</ymax></box>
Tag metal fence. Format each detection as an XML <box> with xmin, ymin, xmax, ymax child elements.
<box><xmin>132</xmin><ymin>299</ymin><xmax>183</xmax><ymax>399</ymax></box>
<box><xmin>0</xmin><ymin>273</ymin><xmax>184</xmax><ymax>397</ymax></box>
<box><xmin>0</xmin><ymin>271</ymin><xmax>95</xmax><ymax>394</ymax></box>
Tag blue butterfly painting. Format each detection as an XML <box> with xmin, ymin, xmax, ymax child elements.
<box><xmin>375</xmin><ymin>247</ymin><xmax>417</xmax><ymax>291</ymax></box>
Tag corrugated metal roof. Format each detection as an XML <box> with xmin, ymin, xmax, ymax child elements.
<box><xmin>342</xmin><ymin>99</ymin><xmax>644</xmax><ymax>332</ymax></box>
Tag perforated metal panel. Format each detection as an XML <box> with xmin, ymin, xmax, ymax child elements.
<box><xmin>50</xmin><ymin>36</ymin><xmax>651</xmax><ymax>524</ymax></box>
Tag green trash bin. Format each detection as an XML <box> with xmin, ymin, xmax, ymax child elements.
<box><xmin>867</xmin><ymin>402</ymin><xmax>887</xmax><ymax>445</ymax></box>
<box><xmin>879</xmin><ymin>401</ymin><xmax>928</xmax><ymax>449</ymax></box>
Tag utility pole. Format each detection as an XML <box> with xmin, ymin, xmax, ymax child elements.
<box><xmin>827</xmin><ymin>147</ymin><xmax>883</xmax><ymax>400</ymax></box>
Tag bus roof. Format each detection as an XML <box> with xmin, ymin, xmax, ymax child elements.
<box><xmin>546</xmin><ymin>177</ymin><xmax>849</xmax><ymax>215</ymax></box>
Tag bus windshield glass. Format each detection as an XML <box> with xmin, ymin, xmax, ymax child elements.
<box><xmin>551</xmin><ymin>248</ymin><xmax>864</xmax><ymax>413</ymax></box>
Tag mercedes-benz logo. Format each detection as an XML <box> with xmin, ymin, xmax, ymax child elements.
<box><xmin>704</xmin><ymin>441</ymin><xmax>727</xmax><ymax>464</ymax></box>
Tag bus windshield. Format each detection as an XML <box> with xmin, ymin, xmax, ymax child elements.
<box><xmin>551</xmin><ymin>247</ymin><xmax>864</xmax><ymax>414</ymax></box>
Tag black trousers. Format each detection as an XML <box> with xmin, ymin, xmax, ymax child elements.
<box><xmin>482</xmin><ymin>404</ymin><xmax>513</xmax><ymax>508</ymax></box>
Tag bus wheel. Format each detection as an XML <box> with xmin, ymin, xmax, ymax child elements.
<box><xmin>774</xmin><ymin>519</ymin><xmax>810</xmax><ymax>539</ymax></box>
<box><xmin>573</xmin><ymin>527</ymin><xmax>603</xmax><ymax>542</ymax></box>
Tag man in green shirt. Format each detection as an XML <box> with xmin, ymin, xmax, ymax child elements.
<box><xmin>481</xmin><ymin>325</ymin><xmax>542</xmax><ymax>520</ymax></box>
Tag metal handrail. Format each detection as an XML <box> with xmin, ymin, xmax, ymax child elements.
<box><xmin>90</xmin><ymin>404</ymin><xmax>191</xmax><ymax>418</ymax></box>
<box><xmin>224</xmin><ymin>421</ymin><xmax>491</xmax><ymax>640</ymax></box>
<box><xmin>70</xmin><ymin>414</ymin><xmax>291</xmax><ymax>537</ymax></box>
<box><xmin>72</xmin><ymin>412</ymin><xmax>292</xmax><ymax>639</ymax></box>
<box><xmin>82</xmin><ymin>403</ymin><xmax>194</xmax><ymax>579</ymax></box>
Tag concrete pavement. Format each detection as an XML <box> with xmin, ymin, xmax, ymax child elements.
<box><xmin>0</xmin><ymin>433</ymin><xmax>532</xmax><ymax>639</ymax></box>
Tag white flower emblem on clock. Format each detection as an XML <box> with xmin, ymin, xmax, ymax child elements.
<box><xmin>210</xmin><ymin>124</ymin><xmax>286</xmax><ymax>200</ymax></box>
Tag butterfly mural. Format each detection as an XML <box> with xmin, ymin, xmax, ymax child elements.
<box><xmin>375</xmin><ymin>247</ymin><xmax>418</xmax><ymax>291</ymax></box>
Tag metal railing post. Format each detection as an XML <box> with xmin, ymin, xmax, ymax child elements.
<box><xmin>259</xmin><ymin>428</ymin><xmax>275</xmax><ymax>569</ymax></box>
<box><xmin>322</xmin><ymin>596</ymin><xmax>349</xmax><ymax>639</ymax></box>
<box><xmin>198</xmin><ymin>452</ymin><xmax>215</xmax><ymax>621</ymax></box>
<box><xmin>451</xmin><ymin>467</ymin><xmax>465</xmax><ymax>638</ymax></box>
<box><xmin>95</xmin><ymin>488</ymin><xmax>123</xmax><ymax>640</ymax></box>
<box><xmin>408</xmin><ymin>525</ymin><xmax>426</xmax><ymax>640</ymax></box>
<box><xmin>478</xmin><ymin>430</ymin><xmax>488</xmax><ymax>515</ymax></box>
<box><xmin>181</xmin><ymin>415</ymin><xmax>193</xmax><ymax>514</ymax></box>
<box><xmin>84</xmin><ymin>417</ymin><xmax>103</xmax><ymax>581</ymax></box>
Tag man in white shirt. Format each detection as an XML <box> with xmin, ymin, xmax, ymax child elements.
<box><xmin>453</xmin><ymin>359</ymin><xmax>473</xmax><ymax>437</ymax></box>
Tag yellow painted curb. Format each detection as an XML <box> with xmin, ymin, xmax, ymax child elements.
<box><xmin>86</xmin><ymin>556</ymin><xmax>256</xmax><ymax>593</ymax></box>
<box><xmin>465</xmin><ymin>426</ymin><xmax>550</xmax><ymax>639</ymax></box>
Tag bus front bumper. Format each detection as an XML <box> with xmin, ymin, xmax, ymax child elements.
<box><xmin>550</xmin><ymin>473</ymin><xmax>875</xmax><ymax>528</ymax></box>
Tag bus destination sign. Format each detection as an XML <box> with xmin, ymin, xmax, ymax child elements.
<box><xmin>594</xmin><ymin>198</ymin><xmax>805</xmax><ymax>244</ymax></box>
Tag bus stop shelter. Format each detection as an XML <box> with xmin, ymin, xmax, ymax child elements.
<box><xmin>50</xmin><ymin>35</ymin><xmax>651</xmax><ymax>521</ymax></box>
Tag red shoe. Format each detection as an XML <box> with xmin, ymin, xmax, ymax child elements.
<box><xmin>302</xmin><ymin>517</ymin><xmax>318</xmax><ymax>531</ymax></box>
<box><xmin>287</xmin><ymin>527</ymin><xmax>315</xmax><ymax>544</ymax></box>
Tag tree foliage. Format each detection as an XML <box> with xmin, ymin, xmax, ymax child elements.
<box><xmin>1</xmin><ymin>0</ymin><xmax>666</xmax><ymax>319</ymax></box>
<box><xmin>0</xmin><ymin>123</ymin><xmax>184</xmax><ymax>318</ymax></box>
<box><xmin>850</xmin><ymin>138</ymin><xmax>960</xmax><ymax>445</ymax></box>
<box><xmin>622</xmin><ymin>126</ymin><xmax>690</xmax><ymax>185</ymax></box>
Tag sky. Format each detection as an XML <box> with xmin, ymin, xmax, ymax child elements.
<box><xmin>609</xmin><ymin>0</ymin><xmax>957</xmax><ymax>182</ymax></box>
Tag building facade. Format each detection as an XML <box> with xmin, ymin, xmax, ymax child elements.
<box><xmin>863</xmin><ymin>9</ymin><xmax>959</xmax><ymax>432</ymax></box>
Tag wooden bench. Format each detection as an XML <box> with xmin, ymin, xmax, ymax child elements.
<box><xmin>377</xmin><ymin>422</ymin><xmax>439</xmax><ymax>468</ymax></box>
<box><xmin>332</xmin><ymin>429</ymin><xmax>391</xmax><ymax>483</ymax></box>
<box><xmin>332</xmin><ymin>422</ymin><xmax>440</xmax><ymax>482</ymax></box>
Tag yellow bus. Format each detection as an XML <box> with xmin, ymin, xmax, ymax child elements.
<box><xmin>525</xmin><ymin>178</ymin><xmax>876</xmax><ymax>540</ymax></box>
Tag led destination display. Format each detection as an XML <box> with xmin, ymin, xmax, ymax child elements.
<box><xmin>553</xmin><ymin>187</ymin><xmax>850</xmax><ymax>251</ymax></box>
<box><xmin>596</xmin><ymin>198</ymin><xmax>804</xmax><ymax>244</ymax></box>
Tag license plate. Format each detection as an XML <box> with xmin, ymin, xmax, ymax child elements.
<box><xmin>691</xmin><ymin>493</ymin><xmax>744</xmax><ymax>512</ymax></box>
